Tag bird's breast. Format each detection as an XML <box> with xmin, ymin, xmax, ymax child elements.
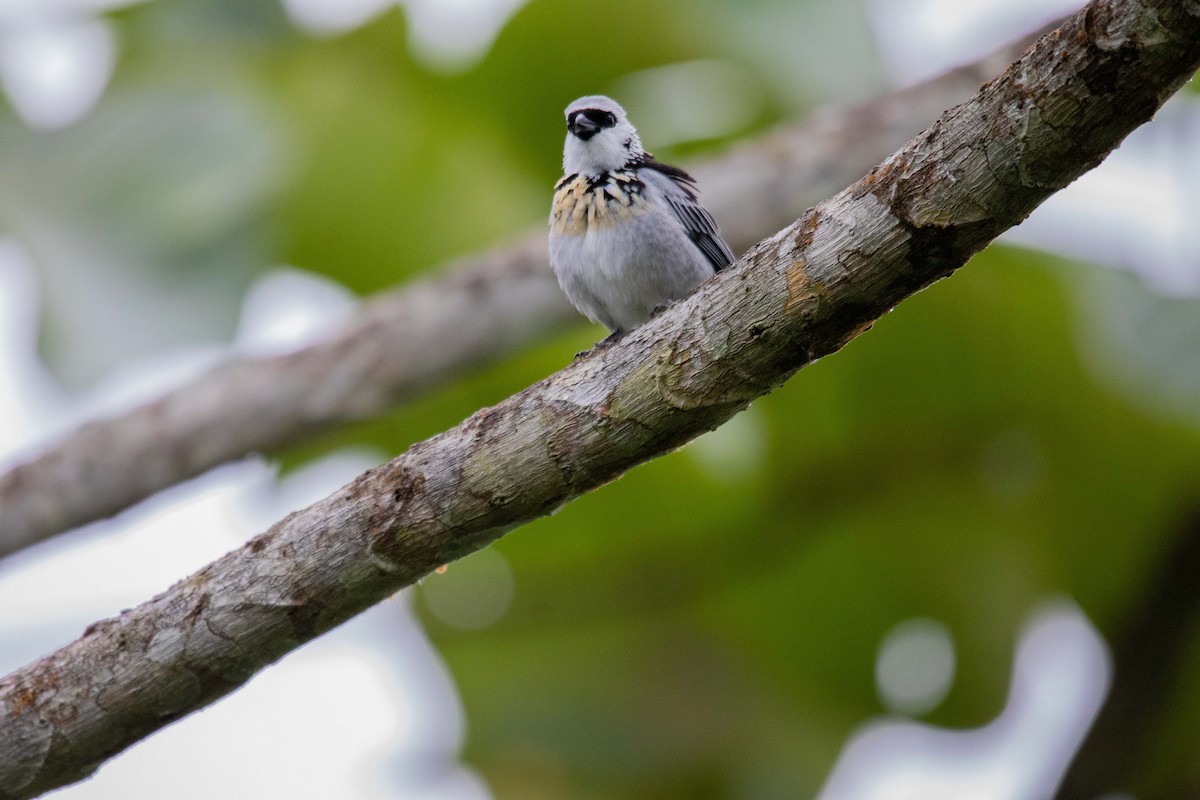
<box><xmin>550</xmin><ymin>171</ymin><xmax>650</xmax><ymax>237</ymax></box>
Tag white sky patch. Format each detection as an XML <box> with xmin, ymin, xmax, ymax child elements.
<box><xmin>867</xmin><ymin>0</ymin><xmax>1085</xmax><ymax>85</ymax></box>
<box><xmin>0</xmin><ymin>0</ymin><xmax>146</xmax><ymax>129</ymax></box>
<box><xmin>613</xmin><ymin>59</ymin><xmax>765</xmax><ymax>148</ymax></box>
<box><xmin>278</xmin><ymin>0</ymin><xmax>393</xmax><ymax>36</ymax></box>
<box><xmin>278</xmin><ymin>0</ymin><xmax>529</xmax><ymax>71</ymax></box>
<box><xmin>0</xmin><ymin>16</ymin><xmax>115</xmax><ymax>129</ymax></box>
<box><xmin>0</xmin><ymin>241</ymin><xmax>68</xmax><ymax>456</ymax></box>
<box><xmin>396</xmin><ymin>0</ymin><xmax>529</xmax><ymax>72</ymax></box>
<box><xmin>0</xmin><ymin>0</ymin><xmax>528</xmax><ymax>131</ymax></box>
<box><xmin>820</xmin><ymin>601</ymin><xmax>1110</xmax><ymax>800</ymax></box>
<box><xmin>235</xmin><ymin>266</ymin><xmax>358</xmax><ymax>358</ymax></box>
<box><xmin>0</xmin><ymin>0</ymin><xmax>148</xmax><ymax>25</ymax></box>
<box><xmin>1005</xmin><ymin>96</ymin><xmax>1200</xmax><ymax>294</ymax></box>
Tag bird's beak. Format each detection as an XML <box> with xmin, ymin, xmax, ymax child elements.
<box><xmin>568</xmin><ymin>114</ymin><xmax>600</xmax><ymax>141</ymax></box>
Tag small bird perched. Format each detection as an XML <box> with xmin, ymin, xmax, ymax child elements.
<box><xmin>549</xmin><ymin>95</ymin><xmax>735</xmax><ymax>343</ymax></box>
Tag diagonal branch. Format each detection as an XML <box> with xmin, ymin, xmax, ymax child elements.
<box><xmin>0</xmin><ymin>27</ymin><xmax>1047</xmax><ymax>559</ymax></box>
<box><xmin>2</xmin><ymin>0</ymin><xmax>1198</xmax><ymax>796</ymax></box>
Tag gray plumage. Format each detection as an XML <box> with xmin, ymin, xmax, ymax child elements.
<box><xmin>549</xmin><ymin>95</ymin><xmax>734</xmax><ymax>336</ymax></box>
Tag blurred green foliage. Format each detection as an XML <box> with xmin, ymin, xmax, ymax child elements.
<box><xmin>14</xmin><ymin>0</ymin><xmax>1200</xmax><ymax>796</ymax></box>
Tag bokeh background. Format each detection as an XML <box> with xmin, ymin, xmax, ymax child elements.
<box><xmin>2</xmin><ymin>0</ymin><xmax>1199</xmax><ymax>798</ymax></box>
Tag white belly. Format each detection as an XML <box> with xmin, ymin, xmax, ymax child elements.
<box><xmin>549</xmin><ymin>197</ymin><xmax>715</xmax><ymax>333</ymax></box>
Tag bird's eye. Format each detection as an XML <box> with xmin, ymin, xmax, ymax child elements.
<box><xmin>566</xmin><ymin>108</ymin><xmax>619</xmax><ymax>140</ymax></box>
<box><xmin>572</xmin><ymin>109</ymin><xmax>617</xmax><ymax>129</ymax></box>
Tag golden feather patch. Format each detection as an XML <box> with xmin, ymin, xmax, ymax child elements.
<box><xmin>551</xmin><ymin>171</ymin><xmax>649</xmax><ymax>236</ymax></box>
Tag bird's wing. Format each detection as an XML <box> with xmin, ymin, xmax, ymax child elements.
<box><xmin>638</xmin><ymin>156</ymin><xmax>736</xmax><ymax>272</ymax></box>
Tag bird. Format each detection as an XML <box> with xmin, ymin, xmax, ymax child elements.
<box><xmin>548</xmin><ymin>95</ymin><xmax>735</xmax><ymax>346</ymax></box>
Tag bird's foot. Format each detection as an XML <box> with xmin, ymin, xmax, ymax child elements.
<box><xmin>650</xmin><ymin>303</ymin><xmax>670</xmax><ymax>318</ymax></box>
<box><xmin>573</xmin><ymin>329</ymin><xmax>625</xmax><ymax>361</ymax></box>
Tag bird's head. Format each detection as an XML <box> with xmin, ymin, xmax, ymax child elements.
<box><xmin>562</xmin><ymin>95</ymin><xmax>643</xmax><ymax>176</ymax></box>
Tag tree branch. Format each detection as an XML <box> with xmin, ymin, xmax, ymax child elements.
<box><xmin>2</xmin><ymin>0</ymin><xmax>1198</xmax><ymax>796</ymax></box>
<box><xmin>0</xmin><ymin>26</ymin><xmax>1046</xmax><ymax>559</ymax></box>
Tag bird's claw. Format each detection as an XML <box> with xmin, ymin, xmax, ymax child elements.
<box><xmin>572</xmin><ymin>329</ymin><xmax>626</xmax><ymax>361</ymax></box>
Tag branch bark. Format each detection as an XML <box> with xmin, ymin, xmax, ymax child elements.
<box><xmin>3</xmin><ymin>0</ymin><xmax>1198</xmax><ymax>796</ymax></box>
<box><xmin>0</xmin><ymin>27</ymin><xmax>1045</xmax><ymax>559</ymax></box>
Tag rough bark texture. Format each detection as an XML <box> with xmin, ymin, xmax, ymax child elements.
<box><xmin>2</xmin><ymin>0</ymin><xmax>1199</xmax><ymax>796</ymax></box>
<box><xmin>0</xmin><ymin>28</ymin><xmax>1045</xmax><ymax>559</ymax></box>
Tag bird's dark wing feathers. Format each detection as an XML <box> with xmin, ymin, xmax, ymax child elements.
<box><xmin>638</xmin><ymin>155</ymin><xmax>735</xmax><ymax>272</ymax></box>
